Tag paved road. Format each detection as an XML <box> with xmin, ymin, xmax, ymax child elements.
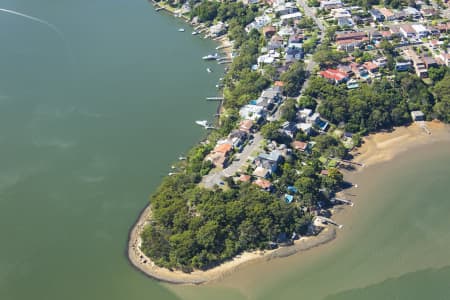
<box><xmin>297</xmin><ymin>0</ymin><xmax>326</xmax><ymax>93</ymax></box>
<box><xmin>202</xmin><ymin>133</ymin><xmax>264</xmax><ymax>188</ymax></box>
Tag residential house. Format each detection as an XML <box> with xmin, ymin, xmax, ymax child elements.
<box><xmin>274</xmin><ymin>2</ymin><xmax>299</xmax><ymax>16</ymax></box>
<box><xmin>255</xmin><ymin>150</ymin><xmax>282</xmax><ymax>173</ymax></box>
<box><xmin>404</xmin><ymin>48</ymin><xmax>428</xmax><ymax>78</ymax></box>
<box><xmin>369</xmin><ymin>9</ymin><xmax>384</xmax><ymax>22</ymax></box>
<box><xmin>337</xmin><ymin>64</ymin><xmax>354</xmax><ymax>77</ymax></box>
<box><xmin>281</xmin><ymin>121</ymin><xmax>298</xmax><ymax>139</ymax></box>
<box><xmin>420</xmin><ymin>7</ymin><xmax>439</xmax><ymax>18</ymax></box>
<box><xmin>374</xmin><ymin>57</ymin><xmax>388</xmax><ymax>68</ymax></box>
<box><xmin>438</xmin><ymin>52</ymin><xmax>450</xmax><ymax>66</ymax></box>
<box><xmin>297</xmin><ymin>108</ymin><xmax>313</xmax><ymax>122</ymax></box>
<box><xmin>239</xmin><ymin>120</ymin><xmax>255</xmax><ymax>133</ymax></box>
<box><xmin>331</xmin><ymin>8</ymin><xmax>351</xmax><ymax>19</ymax></box>
<box><xmin>205</xmin><ymin>143</ymin><xmax>233</xmax><ymax>168</ymax></box>
<box><xmin>412</xmin><ymin>24</ymin><xmax>429</xmax><ymax>38</ymax></box>
<box><xmin>289</xmin><ymin>34</ymin><xmax>304</xmax><ymax>44</ymax></box>
<box><xmin>239</xmin><ymin>105</ymin><xmax>265</xmax><ymax>121</ymax></box>
<box><xmin>400</xmin><ymin>24</ymin><xmax>416</xmax><ymax>39</ymax></box>
<box><xmin>319</xmin><ymin>69</ymin><xmax>349</xmax><ymax>84</ymax></box>
<box><xmin>335</xmin><ymin>31</ymin><xmax>368</xmax><ymax>51</ymax></box>
<box><xmin>246</xmin><ymin>15</ymin><xmax>271</xmax><ymax>32</ymax></box>
<box><xmin>292</xmin><ymin>141</ymin><xmax>308</xmax><ymax>152</ymax></box>
<box><xmin>278</xmin><ymin>26</ymin><xmax>295</xmax><ymax>36</ymax></box>
<box><xmin>210</xmin><ymin>22</ymin><xmax>227</xmax><ymax>37</ymax></box>
<box><xmin>280</xmin><ymin>12</ymin><xmax>303</xmax><ymax>25</ymax></box>
<box><xmin>296</xmin><ymin>122</ymin><xmax>313</xmax><ymax>135</ymax></box>
<box><xmin>253</xmin><ymin>178</ymin><xmax>273</xmax><ymax>191</ymax></box>
<box><xmin>285</xmin><ymin>46</ymin><xmax>303</xmax><ymax>62</ymax></box>
<box><xmin>363</xmin><ymin>61</ymin><xmax>379</xmax><ymax>74</ymax></box>
<box><xmin>395</xmin><ymin>61</ymin><xmax>412</xmax><ymax>71</ymax></box>
<box><xmin>411</xmin><ymin>110</ymin><xmax>425</xmax><ymax>121</ymax></box>
<box><xmin>403</xmin><ymin>7</ymin><xmax>421</xmax><ymax>19</ymax></box>
<box><xmin>423</xmin><ymin>56</ymin><xmax>438</xmax><ymax>69</ymax></box>
<box><xmin>337</xmin><ymin>17</ymin><xmax>354</xmax><ymax>27</ymax></box>
<box><xmin>238</xmin><ymin>174</ymin><xmax>251</xmax><ymax>183</ymax></box>
<box><xmin>253</xmin><ymin>166</ymin><xmax>271</xmax><ymax>178</ymax></box>
<box><xmin>268</xmin><ymin>34</ymin><xmax>284</xmax><ymax>51</ymax></box>
<box><xmin>319</xmin><ymin>0</ymin><xmax>343</xmax><ymax>10</ymax></box>
<box><xmin>263</xmin><ymin>26</ymin><xmax>277</xmax><ymax>38</ymax></box>
<box><xmin>378</xmin><ymin>7</ymin><xmax>396</xmax><ymax>21</ymax></box>
<box><xmin>228</xmin><ymin>130</ymin><xmax>248</xmax><ymax>150</ymax></box>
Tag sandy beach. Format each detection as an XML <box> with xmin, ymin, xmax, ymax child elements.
<box><xmin>350</xmin><ymin>121</ymin><xmax>450</xmax><ymax>167</ymax></box>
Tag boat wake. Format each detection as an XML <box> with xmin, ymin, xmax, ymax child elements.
<box><xmin>0</xmin><ymin>7</ymin><xmax>73</xmax><ymax>63</ymax></box>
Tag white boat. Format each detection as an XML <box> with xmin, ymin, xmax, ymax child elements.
<box><xmin>192</xmin><ymin>31</ymin><xmax>199</xmax><ymax>35</ymax></box>
<box><xmin>178</xmin><ymin>28</ymin><xmax>185</xmax><ymax>32</ymax></box>
<box><xmin>178</xmin><ymin>156</ymin><xmax>186</xmax><ymax>160</ymax></box>
<box><xmin>202</xmin><ymin>53</ymin><xmax>218</xmax><ymax>60</ymax></box>
<box><xmin>206</xmin><ymin>68</ymin><xmax>212</xmax><ymax>73</ymax></box>
<box><xmin>195</xmin><ymin>120</ymin><xmax>209</xmax><ymax>127</ymax></box>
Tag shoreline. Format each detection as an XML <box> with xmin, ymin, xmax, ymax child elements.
<box><xmin>127</xmin><ymin>121</ymin><xmax>450</xmax><ymax>285</ymax></box>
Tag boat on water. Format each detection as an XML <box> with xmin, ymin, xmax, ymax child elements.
<box><xmin>178</xmin><ymin>156</ymin><xmax>186</xmax><ymax>160</ymax></box>
<box><xmin>178</xmin><ymin>28</ymin><xmax>185</xmax><ymax>32</ymax></box>
<box><xmin>155</xmin><ymin>7</ymin><xmax>163</xmax><ymax>12</ymax></box>
<box><xmin>195</xmin><ymin>120</ymin><xmax>209</xmax><ymax>127</ymax></box>
<box><xmin>206</xmin><ymin>68</ymin><xmax>212</xmax><ymax>73</ymax></box>
<box><xmin>202</xmin><ymin>53</ymin><xmax>218</xmax><ymax>60</ymax></box>
<box><xmin>192</xmin><ymin>31</ymin><xmax>199</xmax><ymax>35</ymax></box>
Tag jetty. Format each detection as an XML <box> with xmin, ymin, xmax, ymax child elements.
<box><xmin>216</xmin><ymin>44</ymin><xmax>232</xmax><ymax>50</ymax></box>
<box><xmin>206</xmin><ymin>97</ymin><xmax>224</xmax><ymax>101</ymax></box>
<box><xmin>339</xmin><ymin>159</ymin><xmax>364</xmax><ymax>166</ymax></box>
<box><xmin>331</xmin><ymin>197</ymin><xmax>354</xmax><ymax>206</ymax></box>
<box><xmin>314</xmin><ymin>216</ymin><xmax>344</xmax><ymax>229</ymax></box>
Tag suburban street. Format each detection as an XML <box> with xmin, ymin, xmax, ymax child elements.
<box><xmin>202</xmin><ymin>133</ymin><xmax>264</xmax><ymax>188</ymax></box>
<box><xmin>297</xmin><ymin>0</ymin><xmax>326</xmax><ymax>93</ymax></box>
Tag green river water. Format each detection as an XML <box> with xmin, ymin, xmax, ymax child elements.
<box><xmin>1</xmin><ymin>1</ymin><xmax>449</xmax><ymax>300</ymax></box>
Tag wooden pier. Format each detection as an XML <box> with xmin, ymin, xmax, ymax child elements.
<box><xmin>332</xmin><ymin>197</ymin><xmax>354</xmax><ymax>206</ymax></box>
<box><xmin>314</xmin><ymin>216</ymin><xmax>343</xmax><ymax>229</ymax></box>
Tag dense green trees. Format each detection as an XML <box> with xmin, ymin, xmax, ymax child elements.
<box><xmin>432</xmin><ymin>74</ymin><xmax>450</xmax><ymax>122</ymax></box>
<box><xmin>280</xmin><ymin>62</ymin><xmax>307</xmax><ymax>97</ymax></box>
<box><xmin>141</xmin><ymin>182</ymin><xmax>310</xmax><ymax>270</ymax></box>
<box><xmin>305</xmin><ymin>77</ymin><xmax>413</xmax><ymax>133</ymax></box>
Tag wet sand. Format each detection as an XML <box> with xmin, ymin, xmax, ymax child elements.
<box><xmin>350</xmin><ymin>121</ymin><xmax>450</xmax><ymax>167</ymax></box>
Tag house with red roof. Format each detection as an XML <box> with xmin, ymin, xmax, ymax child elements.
<box><xmin>253</xmin><ymin>178</ymin><xmax>273</xmax><ymax>191</ymax></box>
<box><xmin>363</xmin><ymin>61</ymin><xmax>379</xmax><ymax>74</ymax></box>
<box><xmin>319</xmin><ymin>69</ymin><xmax>349</xmax><ymax>84</ymax></box>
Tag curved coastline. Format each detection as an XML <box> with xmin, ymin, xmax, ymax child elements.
<box><xmin>127</xmin><ymin>204</ymin><xmax>336</xmax><ymax>285</ymax></box>
<box><xmin>127</xmin><ymin>121</ymin><xmax>450</xmax><ymax>285</ymax></box>
<box><xmin>130</xmin><ymin>0</ymin><xmax>450</xmax><ymax>287</ymax></box>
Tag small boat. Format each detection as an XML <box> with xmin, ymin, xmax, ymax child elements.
<box><xmin>202</xmin><ymin>53</ymin><xmax>218</xmax><ymax>60</ymax></box>
<box><xmin>178</xmin><ymin>156</ymin><xmax>186</xmax><ymax>160</ymax></box>
<box><xmin>178</xmin><ymin>28</ymin><xmax>185</xmax><ymax>32</ymax></box>
<box><xmin>155</xmin><ymin>7</ymin><xmax>163</xmax><ymax>12</ymax></box>
<box><xmin>195</xmin><ymin>120</ymin><xmax>209</xmax><ymax>127</ymax></box>
<box><xmin>206</xmin><ymin>68</ymin><xmax>212</xmax><ymax>73</ymax></box>
<box><xmin>192</xmin><ymin>31</ymin><xmax>199</xmax><ymax>35</ymax></box>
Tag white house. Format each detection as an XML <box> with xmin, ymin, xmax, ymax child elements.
<box><xmin>320</xmin><ymin>0</ymin><xmax>342</xmax><ymax>10</ymax></box>
<box><xmin>412</xmin><ymin>24</ymin><xmax>429</xmax><ymax>38</ymax></box>
<box><xmin>239</xmin><ymin>105</ymin><xmax>265</xmax><ymax>121</ymax></box>
<box><xmin>280</xmin><ymin>12</ymin><xmax>303</xmax><ymax>24</ymax></box>
<box><xmin>246</xmin><ymin>15</ymin><xmax>271</xmax><ymax>32</ymax></box>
